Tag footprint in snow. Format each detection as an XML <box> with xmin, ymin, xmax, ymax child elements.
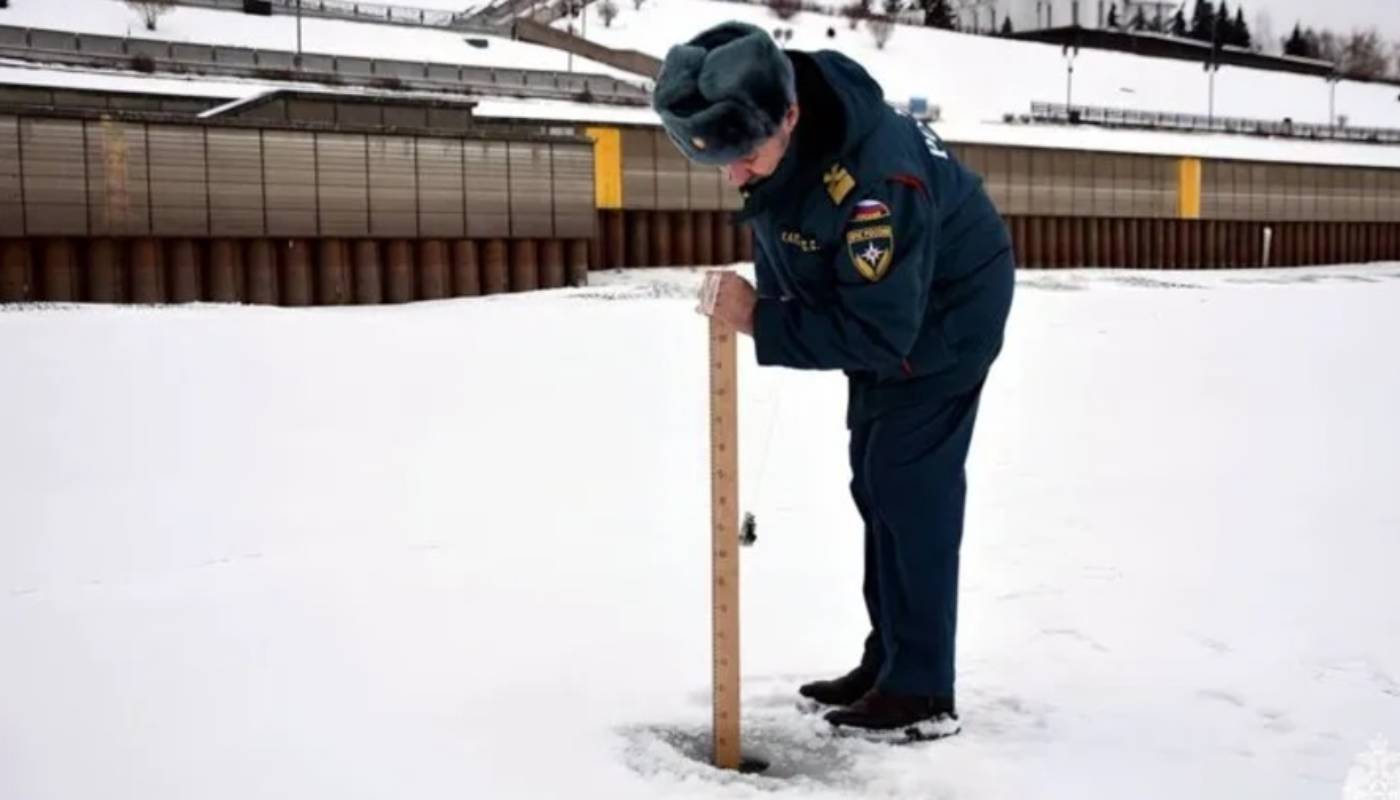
<box><xmin>1196</xmin><ymin>688</ymin><xmax>1246</xmax><ymax>707</ymax></box>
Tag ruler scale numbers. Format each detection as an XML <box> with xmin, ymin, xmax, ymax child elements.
<box><xmin>709</xmin><ymin>315</ymin><xmax>741</xmax><ymax>770</ymax></box>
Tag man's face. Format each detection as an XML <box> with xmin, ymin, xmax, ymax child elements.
<box><xmin>721</xmin><ymin>103</ymin><xmax>800</xmax><ymax>189</ymax></box>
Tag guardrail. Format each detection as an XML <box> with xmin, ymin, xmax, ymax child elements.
<box><xmin>0</xmin><ymin>25</ymin><xmax>650</xmax><ymax>106</ymax></box>
<box><xmin>1027</xmin><ymin>101</ymin><xmax>1400</xmax><ymax>146</ymax></box>
<box><xmin>170</xmin><ymin>0</ymin><xmax>507</xmax><ymax>33</ymax></box>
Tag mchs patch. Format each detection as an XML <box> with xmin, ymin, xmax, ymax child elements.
<box><xmin>847</xmin><ymin>224</ymin><xmax>894</xmax><ymax>282</ymax></box>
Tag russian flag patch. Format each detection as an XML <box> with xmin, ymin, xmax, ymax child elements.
<box><xmin>850</xmin><ymin>199</ymin><xmax>891</xmax><ymax>223</ymax></box>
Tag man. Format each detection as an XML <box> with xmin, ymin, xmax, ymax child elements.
<box><xmin>653</xmin><ymin>22</ymin><xmax>1014</xmax><ymax>740</ymax></box>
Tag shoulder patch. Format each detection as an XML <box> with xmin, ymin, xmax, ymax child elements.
<box><xmin>823</xmin><ymin>164</ymin><xmax>856</xmax><ymax>205</ymax></box>
<box><xmin>847</xmin><ymin>223</ymin><xmax>894</xmax><ymax>282</ymax></box>
<box><xmin>851</xmin><ymin>199</ymin><xmax>890</xmax><ymax>223</ymax></box>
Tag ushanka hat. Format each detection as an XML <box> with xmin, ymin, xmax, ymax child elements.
<box><xmin>652</xmin><ymin>21</ymin><xmax>797</xmax><ymax>165</ymax></box>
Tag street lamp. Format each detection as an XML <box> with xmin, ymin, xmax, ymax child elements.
<box><xmin>1326</xmin><ymin>69</ymin><xmax>1342</xmax><ymax>129</ymax></box>
<box><xmin>1204</xmin><ymin>8</ymin><xmax>1220</xmax><ymax>126</ymax></box>
<box><xmin>1203</xmin><ymin>59</ymin><xmax>1220</xmax><ymax>124</ymax></box>
<box><xmin>295</xmin><ymin>0</ymin><xmax>303</xmax><ymax>67</ymax></box>
<box><xmin>1062</xmin><ymin>44</ymin><xmax>1080</xmax><ymax>110</ymax></box>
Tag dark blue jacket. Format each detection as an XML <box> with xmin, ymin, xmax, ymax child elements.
<box><xmin>742</xmin><ymin>50</ymin><xmax>1014</xmax><ymax>425</ymax></box>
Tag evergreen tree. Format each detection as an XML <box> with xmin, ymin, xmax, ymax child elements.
<box><xmin>1107</xmin><ymin>3</ymin><xmax>1119</xmax><ymax>28</ymax></box>
<box><xmin>919</xmin><ymin>0</ymin><xmax>956</xmax><ymax>30</ymax></box>
<box><xmin>1130</xmin><ymin>6</ymin><xmax>1148</xmax><ymax>30</ymax></box>
<box><xmin>1000</xmin><ymin>16</ymin><xmax>1013</xmax><ymax>35</ymax></box>
<box><xmin>1170</xmin><ymin>9</ymin><xmax>1188</xmax><ymax>37</ymax></box>
<box><xmin>1231</xmin><ymin>7</ymin><xmax>1250</xmax><ymax>48</ymax></box>
<box><xmin>1213</xmin><ymin>0</ymin><xmax>1230</xmax><ymax>47</ymax></box>
<box><xmin>1189</xmin><ymin>0</ymin><xmax>1214</xmax><ymax>42</ymax></box>
<box><xmin>1282</xmin><ymin>22</ymin><xmax>1307</xmax><ymax>56</ymax></box>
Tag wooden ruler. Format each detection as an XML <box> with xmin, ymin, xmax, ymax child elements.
<box><xmin>709</xmin><ymin>313</ymin><xmax>741</xmax><ymax>770</ymax></box>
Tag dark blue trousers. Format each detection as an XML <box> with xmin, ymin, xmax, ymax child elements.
<box><xmin>850</xmin><ymin>384</ymin><xmax>983</xmax><ymax>698</ymax></box>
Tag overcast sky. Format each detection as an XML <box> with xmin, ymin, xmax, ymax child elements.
<box><xmin>1227</xmin><ymin>0</ymin><xmax>1400</xmax><ymax>44</ymax></box>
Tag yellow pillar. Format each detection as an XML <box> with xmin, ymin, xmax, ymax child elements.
<box><xmin>586</xmin><ymin>127</ymin><xmax>623</xmax><ymax>210</ymax></box>
<box><xmin>1178</xmin><ymin>157</ymin><xmax>1202</xmax><ymax>220</ymax></box>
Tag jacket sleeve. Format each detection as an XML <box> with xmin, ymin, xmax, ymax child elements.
<box><xmin>752</xmin><ymin>179</ymin><xmax>935</xmax><ymax>372</ymax></box>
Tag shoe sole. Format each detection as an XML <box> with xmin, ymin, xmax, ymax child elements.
<box><xmin>830</xmin><ymin>715</ymin><xmax>962</xmax><ymax>745</ymax></box>
<box><xmin>796</xmin><ymin>697</ymin><xmax>841</xmax><ymax>715</ymax></box>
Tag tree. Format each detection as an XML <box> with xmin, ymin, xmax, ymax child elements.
<box><xmin>1340</xmin><ymin>28</ymin><xmax>1388</xmax><ymax>78</ymax></box>
<box><xmin>841</xmin><ymin>0</ymin><xmax>869</xmax><ymax>29</ymax></box>
<box><xmin>125</xmin><ymin>0</ymin><xmax>175</xmax><ymax>31</ymax></box>
<box><xmin>919</xmin><ymin>0</ymin><xmax>956</xmax><ymax>30</ymax></box>
<box><xmin>1106</xmin><ymin>3</ymin><xmax>1119</xmax><ymax>28</ymax></box>
<box><xmin>1189</xmin><ymin>0</ymin><xmax>1214</xmax><ymax>42</ymax></box>
<box><xmin>1000</xmin><ymin>16</ymin><xmax>1013</xmax><ymax>35</ymax></box>
<box><xmin>1314</xmin><ymin>29</ymin><xmax>1340</xmax><ymax>63</ymax></box>
<box><xmin>1170</xmin><ymin>9</ymin><xmax>1187</xmax><ymax>37</ymax></box>
<box><xmin>597</xmin><ymin>0</ymin><xmax>619</xmax><ymax>27</ymax></box>
<box><xmin>1213</xmin><ymin>0</ymin><xmax>1230</xmax><ymax>47</ymax></box>
<box><xmin>768</xmin><ymin>0</ymin><xmax>800</xmax><ymax>20</ymax></box>
<box><xmin>1231</xmin><ymin>8</ymin><xmax>1250</xmax><ymax>48</ymax></box>
<box><xmin>1129</xmin><ymin>6</ymin><xmax>1147</xmax><ymax>31</ymax></box>
<box><xmin>1282</xmin><ymin>22</ymin><xmax>1307</xmax><ymax>56</ymax></box>
<box><xmin>882</xmin><ymin>0</ymin><xmax>901</xmax><ymax>18</ymax></box>
<box><xmin>869</xmin><ymin>15</ymin><xmax>895</xmax><ymax>48</ymax></box>
<box><xmin>1251</xmin><ymin>9</ymin><xmax>1273</xmax><ymax>53</ymax></box>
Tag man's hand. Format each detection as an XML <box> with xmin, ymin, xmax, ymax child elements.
<box><xmin>697</xmin><ymin>271</ymin><xmax>757</xmax><ymax>336</ymax></box>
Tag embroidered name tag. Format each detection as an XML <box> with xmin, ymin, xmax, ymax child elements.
<box><xmin>781</xmin><ymin>230</ymin><xmax>821</xmax><ymax>253</ymax></box>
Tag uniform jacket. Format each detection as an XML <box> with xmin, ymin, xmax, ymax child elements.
<box><xmin>742</xmin><ymin>50</ymin><xmax>1015</xmax><ymax>425</ymax></box>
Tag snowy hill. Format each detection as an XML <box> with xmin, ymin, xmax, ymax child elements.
<box><xmin>3</xmin><ymin>265</ymin><xmax>1400</xmax><ymax>799</ymax></box>
<box><xmin>583</xmin><ymin>0</ymin><xmax>1400</xmax><ymax>131</ymax></box>
<box><xmin>0</xmin><ymin>0</ymin><xmax>632</xmax><ymax>78</ymax></box>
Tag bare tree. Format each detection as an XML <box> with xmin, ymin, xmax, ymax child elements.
<box><xmin>598</xmin><ymin>0</ymin><xmax>619</xmax><ymax>27</ymax></box>
<box><xmin>1339</xmin><ymin>28</ymin><xmax>1388</xmax><ymax>79</ymax></box>
<box><xmin>126</xmin><ymin>0</ymin><xmax>175</xmax><ymax>32</ymax></box>
<box><xmin>1251</xmin><ymin>8</ymin><xmax>1273</xmax><ymax>53</ymax></box>
<box><xmin>869</xmin><ymin>14</ymin><xmax>894</xmax><ymax>48</ymax></box>
<box><xmin>841</xmin><ymin>0</ymin><xmax>869</xmax><ymax>29</ymax></box>
<box><xmin>768</xmin><ymin>0</ymin><xmax>801</xmax><ymax>21</ymax></box>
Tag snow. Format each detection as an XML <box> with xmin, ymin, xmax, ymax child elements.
<box><xmin>1</xmin><ymin>0</ymin><xmax>636</xmax><ymax>80</ymax></box>
<box><xmin>0</xmin><ymin>60</ymin><xmax>268</xmax><ymax>99</ymax></box>
<box><xmin>3</xmin><ymin>263</ymin><xmax>1400</xmax><ymax>799</ymax></box>
<box><xmin>580</xmin><ymin>0</ymin><xmax>1400</xmax><ymax>167</ymax></box>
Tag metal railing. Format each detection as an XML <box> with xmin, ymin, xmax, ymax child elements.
<box><xmin>1027</xmin><ymin>101</ymin><xmax>1400</xmax><ymax>146</ymax></box>
<box><xmin>170</xmin><ymin>0</ymin><xmax>507</xmax><ymax>33</ymax></box>
<box><xmin>0</xmin><ymin>25</ymin><xmax>650</xmax><ymax>106</ymax></box>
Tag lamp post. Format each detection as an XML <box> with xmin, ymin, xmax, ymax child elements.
<box><xmin>295</xmin><ymin>0</ymin><xmax>303</xmax><ymax>67</ymax></box>
<box><xmin>1062</xmin><ymin>44</ymin><xmax>1080</xmax><ymax>110</ymax></box>
<box><xmin>1204</xmin><ymin>60</ymin><xmax>1220</xmax><ymax>124</ymax></box>
<box><xmin>1327</xmin><ymin>69</ymin><xmax>1341</xmax><ymax>129</ymax></box>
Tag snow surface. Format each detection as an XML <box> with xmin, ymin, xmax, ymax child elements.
<box><xmin>3</xmin><ymin>263</ymin><xmax>1400</xmax><ymax>799</ymax></box>
<box><xmin>0</xmin><ymin>0</ymin><xmax>634</xmax><ymax>79</ymax></box>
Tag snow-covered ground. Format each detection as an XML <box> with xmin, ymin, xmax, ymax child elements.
<box><xmin>0</xmin><ymin>0</ymin><xmax>630</xmax><ymax>77</ymax></box>
<box><xmin>3</xmin><ymin>263</ymin><xmax>1399</xmax><ymax>799</ymax></box>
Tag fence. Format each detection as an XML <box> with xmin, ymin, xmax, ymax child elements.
<box><xmin>0</xmin><ymin>25</ymin><xmax>650</xmax><ymax>106</ymax></box>
<box><xmin>1028</xmin><ymin>101</ymin><xmax>1400</xmax><ymax>146</ymax></box>
<box><xmin>170</xmin><ymin>0</ymin><xmax>505</xmax><ymax>33</ymax></box>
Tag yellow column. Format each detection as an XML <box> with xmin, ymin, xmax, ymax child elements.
<box><xmin>585</xmin><ymin>127</ymin><xmax>623</xmax><ymax>210</ymax></box>
<box><xmin>1178</xmin><ymin>157</ymin><xmax>1202</xmax><ymax>219</ymax></box>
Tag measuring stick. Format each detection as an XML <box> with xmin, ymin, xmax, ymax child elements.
<box><xmin>708</xmin><ymin>304</ymin><xmax>741</xmax><ymax>770</ymax></box>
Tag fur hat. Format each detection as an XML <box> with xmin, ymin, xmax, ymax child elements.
<box><xmin>652</xmin><ymin>21</ymin><xmax>797</xmax><ymax>166</ymax></box>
